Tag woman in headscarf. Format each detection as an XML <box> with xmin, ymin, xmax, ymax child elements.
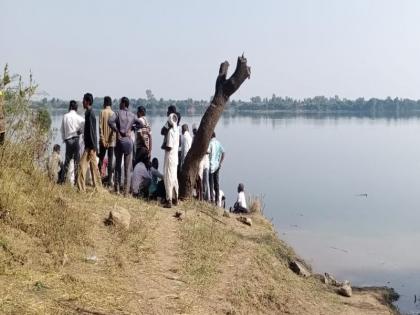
<box><xmin>162</xmin><ymin>113</ymin><xmax>179</xmax><ymax>208</ymax></box>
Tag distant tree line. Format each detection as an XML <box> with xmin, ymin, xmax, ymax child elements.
<box><xmin>233</xmin><ymin>95</ymin><xmax>420</xmax><ymax>113</ymax></box>
<box><xmin>32</xmin><ymin>91</ymin><xmax>420</xmax><ymax>114</ymax></box>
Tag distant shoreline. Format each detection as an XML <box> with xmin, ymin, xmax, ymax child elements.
<box><xmin>44</xmin><ymin>104</ymin><xmax>420</xmax><ymax>120</ymax></box>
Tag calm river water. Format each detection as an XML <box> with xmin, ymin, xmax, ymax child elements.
<box><xmin>52</xmin><ymin>111</ymin><xmax>420</xmax><ymax>314</ymax></box>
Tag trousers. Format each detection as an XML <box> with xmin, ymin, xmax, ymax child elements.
<box><xmin>77</xmin><ymin>149</ymin><xmax>102</xmax><ymax>192</ymax></box>
<box><xmin>209</xmin><ymin>168</ymin><xmax>220</xmax><ymax>205</ymax></box>
<box><xmin>62</xmin><ymin>137</ymin><xmax>80</xmax><ymax>185</ymax></box>
<box><xmin>114</xmin><ymin>144</ymin><xmax>133</xmax><ymax>195</ymax></box>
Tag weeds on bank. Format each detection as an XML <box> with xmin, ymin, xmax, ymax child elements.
<box><xmin>248</xmin><ymin>194</ymin><xmax>265</xmax><ymax>214</ymax></box>
<box><xmin>0</xmin><ymin>69</ymin><xmax>92</xmax><ymax>272</ymax></box>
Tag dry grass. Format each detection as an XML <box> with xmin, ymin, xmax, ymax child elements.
<box><xmin>0</xmin><ymin>159</ymin><xmax>91</xmax><ymax>273</ymax></box>
<box><xmin>179</xmin><ymin>201</ymin><xmax>238</xmax><ymax>288</ymax></box>
<box><xmin>0</xmin><ymin>187</ymin><xmax>398</xmax><ymax>315</ymax></box>
<box><xmin>0</xmin><ymin>141</ymin><xmax>159</xmax><ymax>314</ymax></box>
<box><xmin>0</xmin><ymin>182</ymin><xmax>160</xmax><ymax>314</ymax></box>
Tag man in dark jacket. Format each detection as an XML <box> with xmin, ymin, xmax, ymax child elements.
<box><xmin>77</xmin><ymin>93</ymin><xmax>102</xmax><ymax>192</ymax></box>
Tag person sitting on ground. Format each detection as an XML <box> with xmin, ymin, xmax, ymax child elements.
<box><xmin>231</xmin><ymin>183</ymin><xmax>249</xmax><ymax>213</ymax></box>
<box><xmin>131</xmin><ymin>153</ymin><xmax>152</xmax><ymax>198</ymax></box>
<box><xmin>47</xmin><ymin>144</ymin><xmax>63</xmax><ymax>183</ymax></box>
<box><xmin>149</xmin><ymin>157</ymin><xmax>165</xmax><ymax>199</ymax></box>
<box><xmin>180</xmin><ymin>124</ymin><xmax>192</xmax><ymax>167</ymax></box>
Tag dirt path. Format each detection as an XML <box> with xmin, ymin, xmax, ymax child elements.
<box><xmin>136</xmin><ymin>209</ymin><xmax>188</xmax><ymax>314</ymax></box>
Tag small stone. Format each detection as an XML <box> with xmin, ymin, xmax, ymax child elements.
<box><xmin>85</xmin><ymin>255</ymin><xmax>98</xmax><ymax>264</ymax></box>
<box><xmin>107</xmin><ymin>206</ymin><xmax>131</xmax><ymax>229</ymax></box>
<box><xmin>223</xmin><ymin>211</ymin><xmax>230</xmax><ymax>218</ymax></box>
<box><xmin>289</xmin><ymin>260</ymin><xmax>311</xmax><ymax>277</ymax></box>
<box><xmin>337</xmin><ymin>281</ymin><xmax>352</xmax><ymax>297</ymax></box>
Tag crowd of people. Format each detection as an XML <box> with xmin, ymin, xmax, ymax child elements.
<box><xmin>48</xmin><ymin>93</ymin><xmax>249</xmax><ymax>212</ymax></box>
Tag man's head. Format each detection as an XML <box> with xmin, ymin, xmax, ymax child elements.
<box><xmin>53</xmin><ymin>144</ymin><xmax>60</xmax><ymax>153</ymax></box>
<box><xmin>182</xmin><ymin>124</ymin><xmax>189</xmax><ymax>134</ymax></box>
<box><xmin>238</xmin><ymin>183</ymin><xmax>245</xmax><ymax>193</ymax></box>
<box><xmin>103</xmin><ymin>96</ymin><xmax>112</xmax><ymax>108</ymax></box>
<box><xmin>69</xmin><ymin>100</ymin><xmax>78</xmax><ymax>112</ymax></box>
<box><xmin>192</xmin><ymin>123</ymin><xmax>198</xmax><ymax>136</ymax></box>
<box><xmin>83</xmin><ymin>93</ymin><xmax>93</xmax><ymax>109</ymax></box>
<box><xmin>212</xmin><ymin>131</ymin><xmax>216</xmax><ymax>138</ymax></box>
<box><xmin>152</xmin><ymin>157</ymin><xmax>159</xmax><ymax>169</ymax></box>
<box><xmin>120</xmin><ymin>97</ymin><xmax>129</xmax><ymax>109</ymax></box>
<box><xmin>167</xmin><ymin>105</ymin><xmax>176</xmax><ymax>117</ymax></box>
<box><xmin>137</xmin><ymin>106</ymin><xmax>146</xmax><ymax>118</ymax></box>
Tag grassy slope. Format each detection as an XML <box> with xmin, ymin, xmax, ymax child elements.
<box><xmin>0</xmin><ymin>170</ymin><xmax>398</xmax><ymax>314</ymax></box>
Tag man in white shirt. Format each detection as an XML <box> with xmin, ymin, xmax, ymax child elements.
<box><xmin>60</xmin><ymin>100</ymin><xmax>84</xmax><ymax>185</ymax></box>
<box><xmin>180</xmin><ymin>124</ymin><xmax>192</xmax><ymax>168</ymax></box>
<box><xmin>232</xmin><ymin>183</ymin><xmax>248</xmax><ymax>213</ymax></box>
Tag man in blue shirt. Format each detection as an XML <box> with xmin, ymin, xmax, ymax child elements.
<box><xmin>208</xmin><ymin>131</ymin><xmax>225</xmax><ymax>206</ymax></box>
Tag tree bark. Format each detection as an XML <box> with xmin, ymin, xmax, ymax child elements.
<box><xmin>179</xmin><ymin>55</ymin><xmax>251</xmax><ymax>199</ymax></box>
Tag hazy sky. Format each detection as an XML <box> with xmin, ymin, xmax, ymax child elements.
<box><xmin>2</xmin><ymin>0</ymin><xmax>420</xmax><ymax>100</ymax></box>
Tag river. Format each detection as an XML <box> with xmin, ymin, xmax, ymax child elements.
<box><xmin>51</xmin><ymin>110</ymin><xmax>420</xmax><ymax>314</ymax></box>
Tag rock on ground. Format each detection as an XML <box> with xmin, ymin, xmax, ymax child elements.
<box><xmin>338</xmin><ymin>281</ymin><xmax>353</xmax><ymax>297</ymax></box>
<box><xmin>289</xmin><ymin>260</ymin><xmax>311</xmax><ymax>277</ymax></box>
<box><xmin>107</xmin><ymin>206</ymin><xmax>131</xmax><ymax>229</ymax></box>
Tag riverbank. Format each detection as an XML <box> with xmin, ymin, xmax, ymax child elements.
<box><xmin>0</xmin><ymin>168</ymin><xmax>399</xmax><ymax>314</ymax></box>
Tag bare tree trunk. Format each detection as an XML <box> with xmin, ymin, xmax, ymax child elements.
<box><xmin>179</xmin><ymin>55</ymin><xmax>251</xmax><ymax>199</ymax></box>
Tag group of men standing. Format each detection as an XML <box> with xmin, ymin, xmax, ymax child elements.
<box><xmin>58</xmin><ymin>94</ymin><xmax>226</xmax><ymax>208</ymax></box>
